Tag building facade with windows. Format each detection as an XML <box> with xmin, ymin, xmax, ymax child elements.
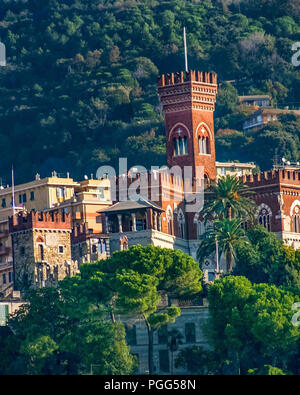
<box><xmin>238</xmin><ymin>95</ymin><xmax>271</xmax><ymax>107</ymax></box>
<box><xmin>216</xmin><ymin>161</ymin><xmax>256</xmax><ymax>178</ymax></box>
<box><xmin>243</xmin><ymin>108</ymin><xmax>300</xmax><ymax>133</ymax></box>
<box><xmin>9</xmin><ymin>211</ymin><xmax>78</xmax><ymax>292</ymax></box>
<box><xmin>97</xmin><ymin>69</ymin><xmax>300</xmax><ymax>281</ymax></box>
<box><xmin>122</xmin><ymin>297</ymin><xmax>209</xmax><ymax>374</ymax></box>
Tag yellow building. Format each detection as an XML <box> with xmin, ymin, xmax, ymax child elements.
<box><xmin>48</xmin><ymin>177</ymin><xmax>112</xmax><ymax>233</ymax></box>
<box><xmin>216</xmin><ymin>161</ymin><xmax>256</xmax><ymax>179</ymax></box>
<box><xmin>0</xmin><ymin>172</ymin><xmax>77</xmax><ymax>217</ymax></box>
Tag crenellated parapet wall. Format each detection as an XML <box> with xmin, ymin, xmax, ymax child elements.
<box><xmin>242</xmin><ymin>169</ymin><xmax>300</xmax><ymax>188</ymax></box>
<box><xmin>9</xmin><ymin>210</ymin><xmax>72</xmax><ymax>233</ymax></box>
<box><xmin>157</xmin><ymin>70</ymin><xmax>218</xmax><ymax>114</ymax></box>
<box><xmin>157</xmin><ymin>70</ymin><xmax>217</xmax><ymax>87</ymax></box>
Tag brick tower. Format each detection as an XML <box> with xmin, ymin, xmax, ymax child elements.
<box><xmin>157</xmin><ymin>70</ymin><xmax>218</xmax><ymax>182</ymax></box>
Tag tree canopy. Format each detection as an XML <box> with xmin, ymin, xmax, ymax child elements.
<box><xmin>0</xmin><ymin>0</ymin><xmax>299</xmax><ymax>183</ymax></box>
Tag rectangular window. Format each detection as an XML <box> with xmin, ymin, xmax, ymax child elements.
<box><xmin>0</xmin><ymin>304</ymin><xmax>9</xmax><ymax>326</ymax></box>
<box><xmin>159</xmin><ymin>350</ymin><xmax>170</xmax><ymax>373</ymax></box>
<box><xmin>2</xmin><ymin>274</ymin><xmax>6</xmax><ymax>284</ymax></box>
<box><xmin>8</xmin><ymin>272</ymin><xmax>12</xmax><ymax>283</ymax></box>
<box><xmin>208</xmin><ymin>272</ymin><xmax>215</xmax><ymax>282</ymax></box>
<box><xmin>125</xmin><ymin>324</ymin><xmax>137</xmax><ymax>346</ymax></box>
<box><xmin>56</xmin><ymin>187</ymin><xmax>66</xmax><ymax>199</ymax></box>
<box><xmin>158</xmin><ymin>325</ymin><xmax>168</xmax><ymax>345</ymax></box>
<box><xmin>30</xmin><ymin>191</ymin><xmax>35</xmax><ymax>201</ymax></box>
<box><xmin>1</xmin><ymin>198</ymin><xmax>6</xmax><ymax>208</ymax></box>
<box><xmin>22</xmin><ymin>193</ymin><xmax>27</xmax><ymax>203</ymax></box>
<box><xmin>58</xmin><ymin>246</ymin><xmax>64</xmax><ymax>254</ymax></box>
<box><xmin>98</xmin><ymin>188</ymin><xmax>105</xmax><ymax>200</ymax></box>
<box><xmin>185</xmin><ymin>323</ymin><xmax>196</xmax><ymax>343</ymax></box>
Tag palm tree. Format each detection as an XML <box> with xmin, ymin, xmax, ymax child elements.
<box><xmin>197</xmin><ymin>218</ymin><xmax>248</xmax><ymax>272</ymax></box>
<box><xmin>200</xmin><ymin>175</ymin><xmax>256</xmax><ymax>222</ymax></box>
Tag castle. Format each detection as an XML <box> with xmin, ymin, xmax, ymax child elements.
<box><xmin>1</xmin><ymin>68</ymin><xmax>300</xmax><ymax>293</ymax></box>
<box><xmin>1</xmin><ymin>68</ymin><xmax>300</xmax><ymax>374</ymax></box>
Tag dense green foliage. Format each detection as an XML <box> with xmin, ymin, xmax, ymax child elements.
<box><xmin>201</xmin><ymin>174</ymin><xmax>256</xmax><ymax>221</ymax></box>
<box><xmin>0</xmin><ymin>0</ymin><xmax>299</xmax><ymax>183</ymax></box>
<box><xmin>234</xmin><ymin>225</ymin><xmax>300</xmax><ymax>288</ymax></box>
<box><xmin>0</xmin><ymin>283</ymin><xmax>136</xmax><ymax>375</ymax></box>
<box><xmin>198</xmin><ymin>217</ymin><xmax>247</xmax><ymax>272</ymax></box>
<box><xmin>78</xmin><ymin>244</ymin><xmax>203</xmax><ymax>374</ymax></box>
<box><xmin>176</xmin><ymin>275</ymin><xmax>300</xmax><ymax>375</ymax></box>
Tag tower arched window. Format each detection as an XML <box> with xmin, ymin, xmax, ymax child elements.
<box><xmin>198</xmin><ymin>136</ymin><xmax>210</xmax><ymax>154</ymax></box>
<box><xmin>173</xmin><ymin>136</ymin><xmax>188</xmax><ymax>156</ymax></box>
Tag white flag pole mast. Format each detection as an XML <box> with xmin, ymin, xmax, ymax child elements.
<box><xmin>12</xmin><ymin>166</ymin><xmax>15</xmax><ymax>215</ymax></box>
<box><xmin>184</xmin><ymin>26</ymin><xmax>188</xmax><ymax>72</ymax></box>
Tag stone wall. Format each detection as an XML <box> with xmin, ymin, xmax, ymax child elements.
<box><xmin>12</xmin><ymin>228</ymin><xmax>77</xmax><ymax>291</ymax></box>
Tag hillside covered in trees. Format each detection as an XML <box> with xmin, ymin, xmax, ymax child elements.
<box><xmin>0</xmin><ymin>0</ymin><xmax>299</xmax><ymax>184</ymax></box>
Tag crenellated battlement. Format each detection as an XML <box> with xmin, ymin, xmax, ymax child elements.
<box><xmin>158</xmin><ymin>70</ymin><xmax>217</xmax><ymax>87</ymax></box>
<box><xmin>72</xmin><ymin>222</ymin><xmax>109</xmax><ymax>244</ymax></box>
<box><xmin>9</xmin><ymin>210</ymin><xmax>72</xmax><ymax>233</ymax></box>
<box><xmin>242</xmin><ymin>169</ymin><xmax>300</xmax><ymax>187</ymax></box>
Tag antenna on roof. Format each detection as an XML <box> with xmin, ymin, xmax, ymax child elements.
<box><xmin>183</xmin><ymin>26</ymin><xmax>188</xmax><ymax>72</ymax></box>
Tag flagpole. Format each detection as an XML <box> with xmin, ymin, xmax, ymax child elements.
<box><xmin>12</xmin><ymin>166</ymin><xmax>15</xmax><ymax>215</ymax></box>
<box><xmin>183</xmin><ymin>27</ymin><xmax>188</xmax><ymax>72</ymax></box>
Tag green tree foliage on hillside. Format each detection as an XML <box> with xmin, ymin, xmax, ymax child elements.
<box><xmin>0</xmin><ymin>0</ymin><xmax>299</xmax><ymax>183</ymax></box>
<box><xmin>77</xmin><ymin>244</ymin><xmax>203</xmax><ymax>374</ymax></box>
<box><xmin>176</xmin><ymin>275</ymin><xmax>300</xmax><ymax>375</ymax></box>
<box><xmin>0</xmin><ymin>284</ymin><xmax>136</xmax><ymax>375</ymax></box>
<box><xmin>233</xmin><ymin>225</ymin><xmax>300</xmax><ymax>288</ymax></box>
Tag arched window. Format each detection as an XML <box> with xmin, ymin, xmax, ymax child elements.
<box><xmin>198</xmin><ymin>136</ymin><xmax>209</xmax><ymax>154</ymax></box>
<box><xmin>197</xmin><ymin>125</ymin><xmax>210</xmax><ymax>155</ymax></box>
<box><xmin>120</xmin><ymin>236</ymin><xmax>129</xmax><ymax>251</ymax></box>
<box><xmin>197</xmin><ymin>220</ymin><xmax>205</xmax><ymax>239</ymax></box>
<box><xmin>292</xmin><ymin>206</ymin><xmax>300</xmax><ymax>233</ymax></box>
<box><xmin>177</xmin><ymin>209</ymin><xmax>185</xmax><ymax>239</ymax></box>
<box><xmin>38</xmin><ymin>244</ymin><xmax>44</xmax><ymax>261</ymax></box>
<box><xmin>173</xmin><ymin>136</ymin><xmax>188</xmax><ymax>156</ymax></box>
<box><xmin>166</xmin><ymin>206</ymin><xmax>173</xmax><ymax>235</ymax></box>
<box><xmin>194</xmin><ymin>214</ymin><xmax>213</xmax><ymax>239</ymax></box>
<box><xmin>257</xmin><ymin>204</ymin><xmax>272</xmax><ymax>231</ymax></box>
